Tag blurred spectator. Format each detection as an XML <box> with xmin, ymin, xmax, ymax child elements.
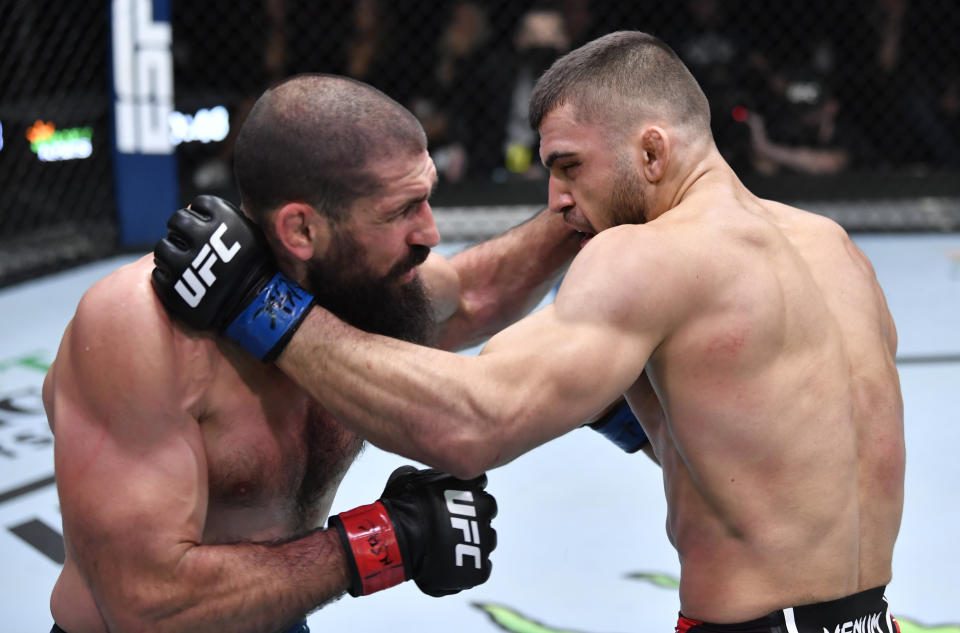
<box><xmin>833</xmin><ymin>0</ymin><xmax>960</xmax><ymax>167</ymax></box>
<box><xmin>501</xmin><ymin>4</ymin><xmax>571</xmax><ymax>181</ymax></box>
<box><xmin>940</xmin><ymin>74</ymin><xmax>960</xmax><ymax>143</ymax></box>
<box><xmin>673</xmin><ymin>0</ymin><xmax>752</xmax><ymax>170</ymax></box>
<box><xmin>340</xmin><ymin>0</ymin><xmax>393</xmax><ymax>91</ymax></box>
<box><xmin>184</xmin><ymin>0</ymin><xmax>288</xmax><ymax>194</ymax></box>
<box><xmin>168</xmin><ymin>0</ymin><xmax>960</xmax><ymax>195</ymax></box>
<box><xmin>408</xmin><ymin>1</ymin><xmax>513</xmax><ymax>182</ymax></box>
<box><xmin>677</xmin><ymin>0</ymin><xmax>737</xmax><ymax>93</ymax></box>
<box><xmin>561</xmin><ymin>0</ymin><xmax>597</xmax><ymax>48</ymax></box>
<box><xmin>287</xmin><ymin>0</ymin><xmax>416</xmax><ymax>103</ymax></box>
<box><xmin>741</xmin><ymin>62</ymin><xmax>870</xmax><ymax>176</ymax></box>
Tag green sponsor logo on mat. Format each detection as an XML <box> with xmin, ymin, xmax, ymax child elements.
<box><xmin>0</xmin><ymin>353</ymin><xmax>50</xmax><ymax>374</ymax></box>
<box><xmin>473</xmin><ymin>572</ymin><xmax>959</xmax><ymax>633</ymax></box>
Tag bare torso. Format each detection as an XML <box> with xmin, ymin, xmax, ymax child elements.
<box><xmin>45</xmin><ymin>256</ymin><xmax>362</xmax><ymax>633</ymax></box>
<box><xmin>627</xmin><ymin>194</ymin><xmax>904</xmax><ymax>621</ymax></box>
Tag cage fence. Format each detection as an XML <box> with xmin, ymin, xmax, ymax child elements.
<box><xmin>2</xmin><ymin>0</ymin><xmax>959</xmax><ymax>286</ymax></box>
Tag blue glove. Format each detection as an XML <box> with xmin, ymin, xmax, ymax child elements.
<box><xmin>588</xmin><ymin>400</ymin><xmax>649</xmax><ymax>453</ymax></box>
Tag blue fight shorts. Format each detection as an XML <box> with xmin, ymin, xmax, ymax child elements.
<box><xmin>675</xmin><ymin>586</ymin><xmax>900</xmax><ymax>633</ymax></box>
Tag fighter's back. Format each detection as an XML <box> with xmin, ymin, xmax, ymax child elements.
<box><xmin>636</xmin><ymin>190</ymin><xmax>905</xmax><ymax>621</ymax></box>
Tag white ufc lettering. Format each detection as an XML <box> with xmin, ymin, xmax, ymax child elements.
<box><xmin>173</xmin><ymin>223</ymin><xmax>240</xmax><ymax>307</ymax></box>
<box><xmin>445</xmin><ymin>489</ymin><xmax>481</xmax><ymax>569</ymax></box>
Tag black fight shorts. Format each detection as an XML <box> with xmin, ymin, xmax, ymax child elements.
<box><xmin>676</xmin><ymin>586</ymin><xmax>900</xmax><ymax>633</ymax></box>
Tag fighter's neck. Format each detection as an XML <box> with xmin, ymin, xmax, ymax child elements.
<box><xmin>650</xmin><ymin>153</ymin><xmax>740</xmax><ymax>221</ymax></box>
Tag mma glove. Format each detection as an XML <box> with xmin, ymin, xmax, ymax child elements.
<box><xmin>587</xmin><ymin>399</ymin><xmax>649</xmax><ymax>453</ymax></box>
<box><xmin>151</xmin><ymin>195</ymin><xmax>314</xmax><ymax>362</ymax></box>
<box><xmin>329</xmin><ymin>465</ymin><xmax>498</xmax><ymax>597</ymax></box>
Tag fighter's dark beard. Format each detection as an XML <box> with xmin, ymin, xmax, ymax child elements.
<box><xmin>607</xmin><ymin>151</ymin><xmax>648</xmax><ymax>226</ymax></box>
<box><xmin>606</xmin><ymin>153</ymin><xmax>647</xmax><ymax>226</ymax></box>
<box><xmin>305</xmin><ymin>233</ymin><xmax>435</xmax><ymax>345</ymax></box>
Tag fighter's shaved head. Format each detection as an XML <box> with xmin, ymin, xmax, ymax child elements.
<box><xmin>234</xmin><ymin>73</ymin><xmax>427</xmax><ymax>225</ymax></box>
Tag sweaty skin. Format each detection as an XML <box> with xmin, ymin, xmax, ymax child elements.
<box><xmin>44</xmin><ymin>196</ymin><xmax>578</xmax><ymax>632</ymax></box>
<box><xmin>272</xmin><ymin>111</ymin><xmax>905</xmax><ymax>623</ymax></box>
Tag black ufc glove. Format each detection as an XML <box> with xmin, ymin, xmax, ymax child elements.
<box><xmin>151</xmin><ymin>195</ymin><xmax>314</xmax><ymax>361</ymax></box>
<box><xmin>329</xmin><ymin>466</ymin><xmax>498</xmax><ymax>597</ymax></box>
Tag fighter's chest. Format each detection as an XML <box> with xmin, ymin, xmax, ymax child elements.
<box><xmin>195</xmin><ymin>348</ymin><xmax>360</xmax><ymax>530</ymax></box>
<box><xmin>201</xmin><ymin>380</ymin><xmax>316</xmax><ymax>506</ymax></box>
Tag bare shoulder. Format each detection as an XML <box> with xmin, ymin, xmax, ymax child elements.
<box><xmin>765</xmin><ymin>199</ymin><xmax>849</xmax><ymax>243</ymax></box>
<box><xmin>73</xmin><ymin>256</ymin><xmax>178</xmax><ymax>355</ymax></box>
<box><xmin>770</xmin><ymin>201</ymin><xmax>878</xmax><ymax>273</ymax></box>
<box><xmin>557</xmin><ymin>224</ymin><xmax>698</xmax><ymax>330</ymax></box>
<box><xmin>56</xmin><ymin>255</ymin><xmax>215</xmax><ymax>417</ymax></box>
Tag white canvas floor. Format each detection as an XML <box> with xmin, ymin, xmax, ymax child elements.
<box><xmin>0</xmin><ymin>234</ymin><xmax>958</xmax><ymax>633</ymax></box>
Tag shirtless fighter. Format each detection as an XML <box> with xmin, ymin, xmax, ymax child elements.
<box><xmin>43</xmin><ymin>74</ymin><xmax>584</xmax><ymax>633</ymax></box>
<box><xmin>152</xmin><ymin>34</ymin><xmax>906</xmax><ymax>633</ymax></box>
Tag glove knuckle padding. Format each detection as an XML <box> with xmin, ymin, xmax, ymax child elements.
<box><xmin>365</xmin><ymin>466</ymin><xmax>497</xmax><ymax>597</ymax></box>
<box><xmin>166</xmin><ymin>207</ymin><xmax>208</xmax><ymax>242</ymax></box>
<box><xmin>152</xmin><ymin>195</ymin><xmax>270</xmax><ymax>330</ymax></box>
<box><xmin>187</xmin><ymin>195</ymin><xmax>221</xmax><ymax>220</ymax></box>
<box><xmin>382</xmin><ymin>465</ymin><xmax>420</xmax><ymax>491</ymax></box>
<box><xmin>150</xmin><ymin>195</ymin><xmax>314</xmax><ymax>361</ymax></box>
<box><xmin>473</xmin><ymin>489</ymin><xmax>498</xmax><ymax>520</ymax></box>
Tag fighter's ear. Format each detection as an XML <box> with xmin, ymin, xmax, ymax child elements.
<box><xmin>637</xmin><ymin>125</ymin><xmax>670</xmax><ymax>184</ymax></box>
<box><xmin>271</xmin><ymin>202</ymin><xmax>329</xmax><ymax>262</ymax></box>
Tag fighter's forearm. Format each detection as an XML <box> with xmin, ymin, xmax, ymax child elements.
<box><xmin>277</xmin><ymin>309</ymin><xmax>532</xmax><ymax>477</ymax></box>
<box><xmin>436</xmin><ymin>207</ymin><xmax>579</xmax><ymax>350</ymax></box>
<box><xmin>276</xmin><ymin>301</ymin><xmax>609</xmax><ymax>478</ymax></box>
<box><xmin>100</xmin><ymin>529</ymin><xmax>348</xmax><ymax>633</ymax></box>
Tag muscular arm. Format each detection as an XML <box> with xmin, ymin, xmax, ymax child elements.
<box><xmin>50</xmin><ymin>277</ymin><xmax>349</xmax><ymax>633</ymax></box>
<box><xmin>424</xmin><ymin>207</ymin><xmax>580</xmax><ymax>351</ymax></box>
<box><xmin>278</xmin><ymin>227</ymin><xmax>673</xmax><ymax>477</ymax></box>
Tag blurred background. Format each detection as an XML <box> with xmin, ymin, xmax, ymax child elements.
<box><xmin>2</xmin><ymin>0</ymin><xmax>960</xmax><ymax>288</ymax></box>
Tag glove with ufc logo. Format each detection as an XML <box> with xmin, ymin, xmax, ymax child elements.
<box><xmin>329</xmin><ymin>466</ymin><xmax>497</xmax><ymax>598</ymax></box>
<box><xmin>151</xmin><ymin>195</ymin><xmax>314</xmax><ymax>362</ymax></box>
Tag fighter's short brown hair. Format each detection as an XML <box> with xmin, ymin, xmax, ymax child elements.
<box><xmin>528</xmin><ymin>31</ymin><xmax>711</xmax><ymax>137</ymax></box>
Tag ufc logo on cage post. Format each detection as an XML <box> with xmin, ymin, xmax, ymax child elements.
<box><xmin>111</xmin><ymin>0</ymin><xmax>174</xmax><ymax>154</ymax></box>
<box><xmin>174</xmin><ymin>224</ymin><xmax>240</xmax><ymax>307</ymax></box>
<box><xmin>445</xmin><ymin>489</ymin><xmax>482</xmax><ymax>568</ymax></box>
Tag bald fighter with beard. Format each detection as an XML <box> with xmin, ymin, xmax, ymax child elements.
<box><xmin>43</xmin><ymin>73</ymin><xmax>583</xmax><ymax>633</ymax></box>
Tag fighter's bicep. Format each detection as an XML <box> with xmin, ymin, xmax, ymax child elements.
<box><xmin>420</xmin><ymin>251</ymin><xmax>461</xmax><ymax>323</ymax></box>
<box><xmin>480</xmin><ymin>302</ymin><xmax>650</xmax><ymax>427</ymax></box>
<box><xmin>54</xmin><ymin>294</ymin><xmax>208</xmax><ymax>580</ymax></box>
<box><xmin>480</xmin><ymin>229</ymin><xmax>675</xmax><ymax>422</ymax></box>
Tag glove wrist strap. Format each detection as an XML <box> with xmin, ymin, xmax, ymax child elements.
<box><xmin>330</xmin><ymin>501</ymin><xmax>407</xmax><ymax>597</ymax></box>
<box><xmin>223</xmin><ymin>273</ymin><xmax>315</xmax><ymax>361</ymax></box>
